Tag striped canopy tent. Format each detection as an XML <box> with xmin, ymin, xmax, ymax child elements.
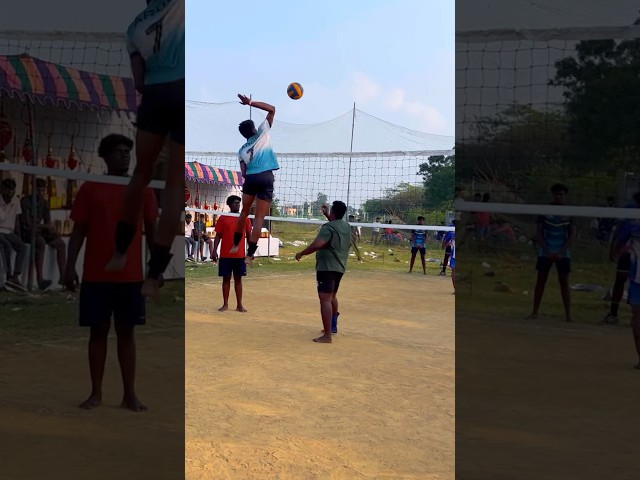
<box><xmin>0</xmin><ymin>54</ymin><xmax>138</xmax><ymax>113</ymax></box>
<box><xmin>185</xmin><ymin>161</ymin><xmax>243</xmax><ymax>186</ymax></box>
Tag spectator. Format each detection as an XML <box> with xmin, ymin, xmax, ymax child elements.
<box><xmin>184</xmin><ymin>213</ymin><xmax>196</xmax><ymax>261</ymax></box>
<box><xmin>0</xmin><ymin>178</ymin><xmax>26</xmax><ymax>290</ymax></box>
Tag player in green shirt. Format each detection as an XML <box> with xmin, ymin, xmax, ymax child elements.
<box><xmin>295</xmin><ymin>201</ymin><xmax>351</xmax><ymax>343</ymax></box>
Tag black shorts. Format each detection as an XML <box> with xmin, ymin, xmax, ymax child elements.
<box><xmin>136</xmin><ymin>79</ymin><xmax>185</xmax><ymax>145</ymax></box>
<box><xmin>218</xmin><ymin>258</ymin><xmax>247</xmax><ymax>277</ymax></box>
<box><xmin>617</xmin><ymin>252</ymin><xmax>631</xmax><ymax>273</ymax></box>
<box><xmin>242</xmin><ymin>170</ymin><xmax>275</xmax><ymax>202</ymax></box>
<box><xmin>411</xmin><ymin>246</ymin><xmax>426</xmax><ymax>255</ymax></box>
<box><xmin>79</xmin><ymin>282</ymin><xmax>145</xmax><ymax>327</ymax></box>
<box><xmin>316</xmin><ymin>271</ymin><xmax>344</xmax><ymax>294</ymax></box>
<box><xmin>445</xmin><ymin>245</ymin><xmax>452</xmax><ymax>254</ymax></box>
<box><xmin>536</xmin><ymin>256</ymin><xmax>571</xmax><ymax>274</ymax></box>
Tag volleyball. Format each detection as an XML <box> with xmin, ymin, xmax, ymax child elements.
<box><xmin>287</xmin><ymin>82</ymin><xmax>304</xmax><ymax>100</ymax></box>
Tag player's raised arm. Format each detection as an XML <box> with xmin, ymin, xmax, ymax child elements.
<box><xmin>238</xmin><ymin>94</ymin><xmax>276</xmax><ymax>127</ymax></box>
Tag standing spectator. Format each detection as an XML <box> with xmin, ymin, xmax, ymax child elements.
<box><xmin>371</xmin><ymin>216</ymin><xmax>382</xmax><ymax>245</ymax></box>
<box><xmin>184</xmin><ymin>214</ymin><xmax>196</xmax><ymax>261</ymax></box>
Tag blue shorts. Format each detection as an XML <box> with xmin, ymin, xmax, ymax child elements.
<box><xmin>627</xmin><ymin>281</ymin><xmax>640</xmax><ymax>306</ymax></box>
<box><xmin>411</xmin><ymin>246</ymin><xmax>426</xmax><ymax>255</ymax></box>
<box><xmin>449</xmin><ymin>258</ymin><xmax>456</xmax><ymax>268</ymax></box>
<box><xmin>218</xmin><ymin>258</ymin><xmax>247</xmax><ymax>277</ymax></box>
<box><xmin>79</xmin><ymin>282</ymin><xmax>145</xmax><ymax>327</ymax></box>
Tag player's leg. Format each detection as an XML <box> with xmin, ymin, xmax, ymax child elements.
<box><xmin>244</xmin><ymin>197</ymin><xmax>271</xmax><ymax>265</ymax></box>
<box><xmin>557</xmin><ymin>258</ymin><xmax>572</xmax><ymax>322</ymax></box>
<box><xmin>330</xmin><ymin>272</ymin><xmax>343</xmax><ymax>334</ymax></box>
<box><xmin>314</xmin><ymin>271</ymin><xmax>335</xmax><ymax>343</ymax></box>
<box><xmin>47</xmin><ymin>236</ymin><xmax>67</xmax><ymax>286</ymax></box>
<box><xmin>233</xmin><ymin>259</ymin><xmax>247</xmax><ymax>312</ymax></box>
<box><xmin>218</xmin><ymin>259</ymin><xmax>232</xmax><ymax>311</ymax></box>
<box><xmin>441</xmin><ymin>246</ymin><xmax>450</xmax><ymax>276</ymax></box>
<box><xmin>603</xmin><ymin>253</ymin><xmax>630</xmax><ymax>324</ymax></box>
<box><xmin>78</xmin><ymin>282</ymin><xmax>111</xmax><ymax>409</ymax></box>
<box><xmin>229</xmin><ymin>192</ymin><xmax>256</xmax><ymax>255</ymax></box>
<box><xmin>113</xmin><ymin>282</ymin><xmax>147</xmax><ymax>412</ymax></box>
<box><xmin>207</xmin><ymin>239</ymin><xmax>215</xmax><ymax>259</ymax></box>
<box><xmin>626</xmin><ymin>282</ymin><xmax>640</xmax><ymax>368</ymax></box>
<box><xmin>527</xmin><ymin>257</ymin><xmax>552</xmax><ymax>319</ymax></box>
<box><xmin>420</xmin><ymin>248</ymin><xmax>427</xmax><ymax>274</ymax></box>
<box><xmin>409</xmin><ymin>248</ymin><xmax>418</xmax><ymax>273</ymax></box>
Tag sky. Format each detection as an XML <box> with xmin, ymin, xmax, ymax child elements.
<box><xmin>186</xmin><ymin>0</ymin><xmax>455</xmax><ymax>138</ymax></box>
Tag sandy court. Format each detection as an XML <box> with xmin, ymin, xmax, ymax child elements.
<box><xmin>0</xmin><ymin>324</ymin><xmax>185</xmax><ymax>480</ymax></box>
<box><xmin>186</xmin><ymin>270</ymin><xmax>455</xmax><ymax>480</ymax></box>
<box><xmin>456</xmin><ymin>312</ymin><xmax>640</xmax><ymax>480</ymax></box>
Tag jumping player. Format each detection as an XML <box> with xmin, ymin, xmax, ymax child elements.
<box><xmin>107</xmin><ymin>0</ymin><xmax>185</xmax><ymax>299</ymax></box>
<box><xmin>228</xmin><ymin>95</ymin><xmax>279</xmax><ymax>266</ymax></box>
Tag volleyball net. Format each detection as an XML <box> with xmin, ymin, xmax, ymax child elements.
<box><xmin>455</xmin><ymin>24</ymin><xmax>640</xmax><ymax>322</ymax></box>
<box><xmin>0</xmin><ymin>30</ymin><xmax>183</xmax><ymax>291</ymax></box>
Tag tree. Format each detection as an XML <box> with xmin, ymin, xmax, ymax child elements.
<box><xmin>310</xmin><ymin>192</ymin><xmax>328</xmax><ymax>216</ymax></box>
<box><xmin>361</xmin><ymin>183</ymin><xmax>425</xmax><ymax>222</ymax></box>
<box><xmin>550</xmin><ymin>32</ymin><xmax>640</xmax><ymax>170</ymax></box>
<box><xmin>418</xmin><ymin>154</ymin><xmax>455</xmax><ymax>210</ymax></box>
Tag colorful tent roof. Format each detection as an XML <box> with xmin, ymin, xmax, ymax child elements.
<box><xmin>185</xmin><ymin>161</ymin><xmax>243</xmax><ymax>186</ymax></box>
<box><xmin>0</xmin><ymin>54</ymin><xmax>138</xmax><ymax>113</ymax></box>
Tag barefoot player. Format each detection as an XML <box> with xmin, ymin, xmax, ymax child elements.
<box><xmin>295</xmin><ymin>201</ymin><xmax>351</xmax><ymax>343</ymax></box>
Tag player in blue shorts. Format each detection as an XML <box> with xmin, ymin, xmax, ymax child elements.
<box><xmin>612</xmin><ymin>192</ymin><xmax>640</xmax><ymax>369</ymax></box>
<box><xmin>409</xmin><ymin>216</ymin><xmax>427</xmax><ymax>274</ymax></box>
<box><xmin>441</xmin><ymin>220</ymin><xmax>455</xmax><ymax>276</ymax></box>
<box><xmin>229</xmin><ymin>94</ymin><xmax>280</xmax><ymax>266</ymax></box>
<box><xmin>527</xmin><ymin>184</ymin><xmax>576</xmax><ymax>322</ymax></box>
<box><xmin>108</xmin><ymin>0</ymin><xmax>185</xmax><ymax>298</ymax></box>
<box><xmin>449</xmin><ymin>237</ymin><xmax>456</xmax><ymax>293</ymax></box>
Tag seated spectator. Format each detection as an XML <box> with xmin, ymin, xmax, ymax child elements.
<box><xmin>0</xmin><ymin>178</ymin><xmax>26</xmax><ymax>290</ymax></box>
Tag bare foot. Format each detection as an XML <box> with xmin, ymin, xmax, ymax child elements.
<box><xmin>525</xmin><ymin>313</ymin><xmax>538</xmax><ymax>320</ymax></box>
<box><xmin>634</xmin><ymin>362</ymin><xmax>640</xmax><ymax>370</ymax></box>
<box><xmin>244</xmin><ymin>256</ymin><xmax>255</xmax><ymax>266</ymax></box>
<box><xmin>565</xmin><ymin>318</ymin><xmax>573</xmax><ymax>323</ymax></box>
<box><xmin>79</xmin><ymin>394</ymin><xmax>102</xmax><ymax>410</ymax></box>
<box><xmin>313</xmin><ymin>334</ymin><xmax>332</xmax><ymax>343</ymax></box>
<box><xmin>229</xmin><ymin>245</ymin><xmax>239</xmax><ymax>254</ymax></box>
<box><xmin>121</xmin><ymin>395</ymin><xmax>147</xmax><ymax>412</ymax></box>
<box><xmin>141</xmin><ymin>277</ymin><xmax>161</xmax><ymax>300</ymax></box>
<box><xmin>218</xmin><ymin>305</ymin><xmax>228</xmax><ymax>312</ymax></box>
<box><xmin>105</xmin><ymin>252</ymin><xmax>127</xmax><ymax>272</ymax></box>
<box><xmin>236</xmin><ymin>306</ymin><xmax>247</xmax><ymax>312</ymax></box>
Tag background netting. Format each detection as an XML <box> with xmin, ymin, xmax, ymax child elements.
<box><xmin>0</xmin><ymin>31</ymin><xmax>178</xmax><ymax>291</ymax></box>
<box><xmin>186</xmin><ymin>100</ymin><xmax>455</xmax><ymax>226</ymax></box>
<box><xmin>455</xmin><ymin>24</ymin><xmax>640</xmax><ymax>323</ymax></box>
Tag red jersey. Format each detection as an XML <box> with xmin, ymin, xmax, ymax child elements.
<box><xmin>214</xmin><ymin>215</ymin><xmax>252</xmax><ymax>258</ymax></box>
<box><xmin>70</xmin><ymin>181</ymin><xmax>158</xmax><ymax>283</ymax></box>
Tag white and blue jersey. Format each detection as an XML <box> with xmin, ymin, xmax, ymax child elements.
<box><xmin>443</xmin><ymin>229</ymin><xmax>455</xmax><ymax>247</ymax></box>
<box><xmin>537</xmin><ymin>213</ymin><xmax>573</xmax><ymax>257</ymax></box>
<box><xmin>412</xmin><ymin>229</ymin><xmax>427</xmax><ymax>248</ymax></box>
<box><xmin>449</xmin><ymin>238</ymin><xmax>456</xmax><ymax>268</ymax></box>
<box><xmin>126</xmin><ymin>0</ymin><xmax>185</xmax><ymax>85</ymax></box>
<box><xmin>238</xmin><ymin>119</ymin><xmax>280</xmax><ymax>175</ymax></box>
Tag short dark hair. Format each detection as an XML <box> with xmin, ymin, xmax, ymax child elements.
<box><xmin>36</xmin><ymin>178</ymin><xmax>47</xmax><ymax>188</ymax></box>
<box><xmin>98</xmin><ymin>134</ymin><xmax>133</xmax><ymax>159</ymax></box>
<box><xmin>185</xmin><ymin>213</ymin><xmax>192</xmax><ymax>219</ymax></box>
<box><xmin>550</xmin><ymin>183</ymin><xmax>569</xmax><ymax>194</ymax></box>
<box><xmin>226</xmin><ymin>195</ymin><xmax>241</xmax><ymax>206</ymax></box>
<box><xmin>417</xmin><ymin>216</ymin><xmax>425</xmax><ymax>221</ymax></box>
<box><xmin>331</xmin><ymin>200</ymin><xmax>347</xmax><ymax>220</ymax></box>
<box><xmin>2</xmin><ymin>178</ymin><xmax>16</xmax><ymax>189</ymax></box>
<box><xmin>238</xmin><ymin>120</ymin><xmax>256</xmax><ymax>138</ymax></box>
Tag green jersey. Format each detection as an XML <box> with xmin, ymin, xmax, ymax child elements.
<box><xmin>315</xmin><ymin>219</ymin><xmax>351</xmax><ymax>273</ymax></box>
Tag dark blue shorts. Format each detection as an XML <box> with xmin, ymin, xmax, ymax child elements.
<box><xmin>218</xmin><ymin>258</ymin><xmax>247</xmax><ymax>277</ymax></box>
<box><xmin>242</xmin><ymin>170</ymin><xmax>275</xmax><ymax>202</ymax></box>
<box><xmin>411</xmin><ymin>246</ymin><xmax>426</xmax><ymax>255</ymax></box>
<box><xmin>79</xmin><ymin>282</ymin><xmax>145</xmax><ymax>327</ymax></box>
<box><xmin>136</xmin><ymin>79</ymin><xmax>185</xmax><ymax>145</ymax></box>
<box><xmin>536</xmin><ymin>256</ymin><xmax>571</xmax><ymax>274</ymax></box>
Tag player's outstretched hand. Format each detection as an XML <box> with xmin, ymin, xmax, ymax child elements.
<box><xmin>238</xmin><ymin>94</ymin><xmax>251</xmax><ymax>105</ymax></box>
<box><xmin>295</xmin><ymin>252</ymin><xmax>303</xmax><ymax>261</ymax></box>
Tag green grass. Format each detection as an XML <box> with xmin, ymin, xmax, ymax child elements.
<box><xmin>186</xmin><ymin>221</ymin><xmax>448</xmax><ymax>282</ymax></box>
<box><xmin>455</xmin><ymin>242</ymin><xmax>618</xmax><ymax>324</ymax></box>
<box><xmin>0</xmin><ymin>280</ymin><xmax>185</xmax><ymax>344</ymax></box>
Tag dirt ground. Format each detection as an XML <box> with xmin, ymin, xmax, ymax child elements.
<box><xmin>186</xmin><ymin>270</ymin><xmax>455</xmax><ymax>480</ymax></box>
<box><xmin>455</xmin><ymin>312</ymin><xmax>640</xmax><ymax>480</ymax></box>
<box><xmin>0</xmin><ymin>320</ymin><xmax>185</xmax><ymax>480</ymax></box>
